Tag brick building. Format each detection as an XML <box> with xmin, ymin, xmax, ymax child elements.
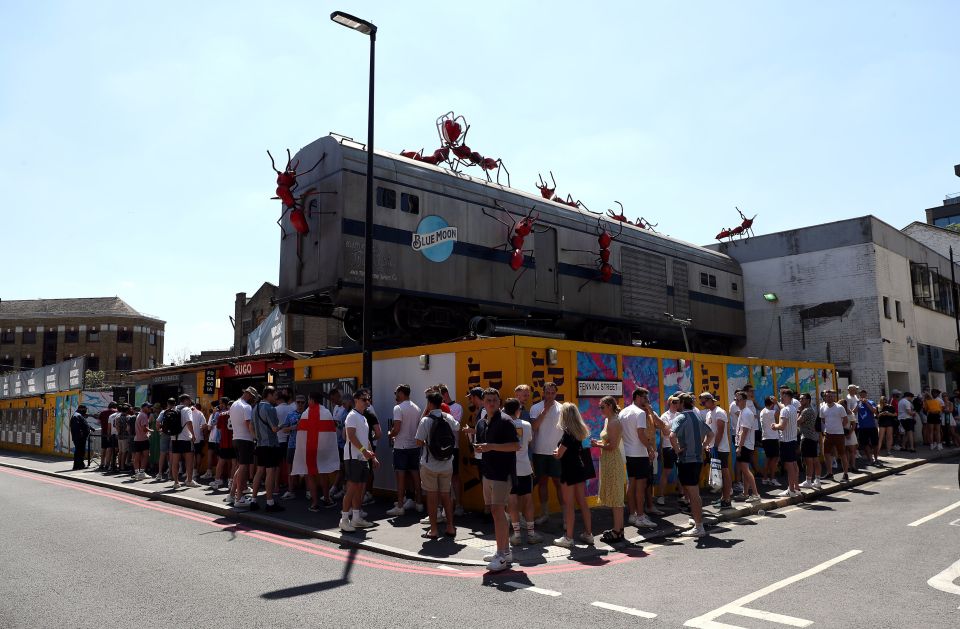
<box><xmin>233</xmin><ymin>282</ymin><xmax>343</xmax><ymax>355</ymax></box>
<box><xmin>0</xmin><ymin>297</ymin><xmax>165</xmax><ymax>376</ymax></box>
<box><xmin>712</xmin><ymin>216</ymin><xmax>960</xmax><ymax>397</ymax></box>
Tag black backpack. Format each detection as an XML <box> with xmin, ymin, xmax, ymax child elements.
<box><xmin>426</xmin><ymin>412</ymin><xmax>456</xmax><ymax>462</ymax></box>
<box><xmin>161</xmin><ymin>408</ymin><xmax>182</xmax><ymax>436</ymax></box>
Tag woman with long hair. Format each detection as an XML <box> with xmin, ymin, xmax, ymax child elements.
<box><xmin>552</xmin><ymin>403</ymin><xmax>594</xmax><ymax>547</ymax></box>
<box><xmin>876</xmin><ymin>395</ymin><xmax>897</xmax><ymax>457</ymax></box>
<box><xmin>592</xmin><ymin>396</ymin><xmax>626</xmax><ymax>543</ymax></box>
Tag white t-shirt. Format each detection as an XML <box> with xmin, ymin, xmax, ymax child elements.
<box><xmin>343</xmin><ymin>409</ymin><xmax>371</xmax><ymax>460</ymax></box>
<box><xmin>898</xmin><ymin>398</ymin><xmax>914</xmax><ymax>420</ymax></box>
<box><xmin>274</xmin><ymin>403</ymin><xmax>295</xmax><ymax>443</ymax></box>
<box><xmin>448</xmin><ymin>402</ymin><xmax>463</xmax><ymax>422</ymax></box>
<box><xmin>618</xmin><ymin>403</ymin><xmax>648</xmax><ymax>458</ymax></box>
<box><xmin>392</xmin><ymin>400</ymin><xmax>422</xmax><ymax>450</ymax></box>
<box><xmin>845</xmin><ymin>395</ymin><xmax>860</xmax><ymax>421</ymax></box>
<box><xmin>177</xmin><ymin>407</ymin><xmax>194</xmax><ymax>441</ymax></box>
<box><xmin>660</xmin><ymin>409</ymin><xmax>680</xmax><ymax>449</ymax></box>
<box><xmin>778</xmin><ymin>404</ymin><xmax>798</xmax><ymax>442</ymax></box>
<box><xmin>704</xmin><ymin>407</ymin><xmax>730</xmax><ymax>452</ymax></box>
<box><xmin>229</xmin><ymin>399</ymin><xmax>254</xmax><ymax>441</ymax></box>
<box><xmin>728</xmin><ymin>401</ymin><xmax>742</xmax><ymax>434</ymax></box>
<box><xmin>819</xmin><ymin>403</ymin><xmax>847</xmax><ymax>435</ymax></box>
<box><xmin>191</xmin><ymin>408</ymin><xmax>206</xmax><ymax>442</ymax></box>
<box><xmin>530</xmin><ymin>400</ymin><xmax>563</xmax><ymax>455</ymax></box>
<box><xmin>737</xmin><ymin>406</ymin><xmax>758</xmax><ymax>450</ymax></box>
<box><xmin>513</xmin><ymin>418</ymin><xmax>534</xmax><ymax>477</ymax></box>
<box><xmin>415</xmin><ymin>411</ymin><xmax>460</xmax><ymax>474</ymax></box>
<box><xmin>760</xmin><ymin>407</ymin><xmax>779</xmax><ymax>440</ymax></box>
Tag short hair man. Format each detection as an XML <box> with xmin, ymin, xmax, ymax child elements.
<box><xmin>700</xmin><ymin>392</ymin><xmax>732</xmax><ymax>509</ymax></box>
<box><xmin>229</xmin><ymin>387</ymin><xmax>257</xmax><ymax>507</ymax></box>
<box><xmin>820</xmin><ymin>390</ymin><xmax>850</xmax><ymax>481</ymax></box>
<box><xmin>280</xmin><ymin>394</ymin><xmax>308</xmax><ymax>501</ymax></box>
<box><xmin>99</xmin><ymin>402</ymin><xmax>119</xmax><ymax>472</ymax></box>
<box><xmin>70</xmin><ymin>404</ymin><xmax>91</xmax><ymax>470</ymax></box>
<box><xmin>530</xmin><ymin>382</ymin><xmax>564</xmax><ymax>524</ymax></box>
<box><xmin>132</xmin><ymin>403</ymin><xmax>152</xmax><ymax>480</ymax></box>
<box><xmin>245</xmin><ymin>386</ymin><xmax>284</xmax><ymax>512</ymax></box>
<box><xmin>620</xmin><ymin>388</ymin><xmax>658</xmax><ymax>529</ymax></box>
<box><xmin>386</xmin><ymin>384</ymin><xmax>424</xmax><ymax>517</ymax></box>
<box><xmin>514</xmin><ymin>384</ymin><xmax>532</xmax><ymax>420</ymax></box>
<box><xmin>475</xmin><ymin>388</ymin><xmax>519</xmax><ymax>571</ymax></box>
<box><xmin>504</xmin><ymin>397</ymin><xmax>541</xmax><ymax>545</ymax></box>
<box><xmin>668</xmin><ymin>394</ymin><xmax>714</xmax><ymax>537</ymax></box>
<box><xmin>439</xmin><ymin>384</ymin><xmax>464</xmax><ymax>516</ymax></box>
<box><xmin>856</xmin><ymin>390</ymin><xmax>880</xmax><ymax>465</ymax></box>
<box><xmin>340</xmin><ymin>389</ymin><xmax>379</xmax><ymax>532</ymax></box>
<box><xmin>211</xmin><ymin>398</ymin><xmax>236</xmax><ymax>490</ymax></box>
<box><xmin>171</xmin><ymin>395</ymin><xmax>198</xmax><ymax>490</ymax></box>
<box><xmin>155</xmin><ymin>399</ymin><xmax>174</xmax><ymax>481</ymax></box>
<box><xmin>415</xmin><ymin>391</ymin><xmax>460</xmax><ymax>538</ymax></box>
<box><xmin>898</xmin><ymin>391</ymin><xmax>917</xmax><ymax>452</ymax></box>
<box><xmin>772</xmin><ymin>389</ymin><xmax>800</xmax><ymax>496</ymax></box>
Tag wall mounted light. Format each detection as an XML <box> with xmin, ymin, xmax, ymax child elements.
<box><xmin>267</xmin><ymin>369</ymin><xmax>276</xmax><ymax>384</ymax></box>
<box><xmin>763</xmin><ymin>293</ymin><xmax>779</xmax><ymax>302</ymax></box>
<box><xmin>547</xmin><ymin>348</ymin><xmax>559</xmax><ymax>366</ymax></box>
<box><xmin>215</xmin><ymin>378</ymin><xmax>221</xmax><ymax>389</ymax></box>
<box><xmin>419</xmin><ymin>354</ymin><xmax>430</xmax><ymax>370</ymax></box>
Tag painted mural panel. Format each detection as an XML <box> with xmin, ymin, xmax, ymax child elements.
<box><xmin>798</xmin><ymin>368</ymin><xmax>817</xmax><ymax>395</ymax></box>
<box><xmin>622</xmin><ymin>356</ymin><xmax>660</xmax><ymax>414</ymax></box>
<box><xmin>663</xmin><ymin>358</ymin><xmax>693</xmax><ymax>406</ymax></box>
<box><xmin>775</xmin><ymin>367</ymin><xmax>796</xmax><ymax>394</ymax></box>
<box><xmin>576</xmin><ymin>352</ymin><xmax>618</xmax><ymax>497</ymax></box>
<box><xmin>55</xmin><ymin>393</ymin><xmax>80</xmax><ymax>454</ymax></box>
<box><xmin>696</xmin><ymin>361</ymin><xmax>725</xmax><ymax>407</ymax></box>
<box><xmin>520</xmin><ymin>348</ymin><xmax>572</xmax><ymax>406</ymax></box>
<box><xmin>752</xmin><ymin>365</ymin><xmax>775</xmax><ymax>403</ymax></box>
<box><xmin>726</xmin><ymin>364</ymin><xmax>750</xmax><ymax>405</ymax></box>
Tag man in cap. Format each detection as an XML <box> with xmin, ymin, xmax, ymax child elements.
<box><xmin>700</xmin><ymin>392</ymin><xmax>733</xmax><ymax>510</ymax></box>
<box><xmin>70</xmin><ymin>404</ymin><xmax>91</xmax><ymax>470</ymax></box>
<box><xmin>132</xmin><ymin>402</ymin><xmax>152</xmax><ymax>480</ymax></box>
<box><xmin>229</xmin><ymin>387</ymin><xmax>257</xmax><ymax>507</ymax></box>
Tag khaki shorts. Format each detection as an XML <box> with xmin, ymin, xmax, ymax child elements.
<box><xmin>420</xmin><ymin>466</ymin><xmax>452</xmax><ymax>493</ymax></box>
<box><xmin>482</xmin><ymin>478</ymin><xmax>511</xmax><ymax>506</ymax></box>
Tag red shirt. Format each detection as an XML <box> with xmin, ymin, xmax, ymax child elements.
<box><xmin>99</xmin><ymin>410</ymin><xmax>113</xmax><ymax>436</ymax></box>
<box><xmin>441</xmin><ymin>403</ymin><xmax>451</xmax><ymax>414</ymax></box>
<box><xmin>216</xmin><ymin>411</ymin><xmax>233</xmax><ymax>449</ymax></box>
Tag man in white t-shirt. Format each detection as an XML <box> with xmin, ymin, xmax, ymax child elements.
<box><xmin>439</xmin><ymin>384</ymin><xmax>465</xmax><ymax>517</ymax></box>
<box><xmin>773</xmin><ymin>389</ymin><xmax>800</xmax><ymax>497</ymax></box>
<box><xmin>386</xmin><ymin>384</ymin><xmax>424</xmax><ymax>517</ymax></box>
<box><xmin>229</xmin><ymin>388</ymin><xmax>256</xmax><ymax>507</ymax></box>
<box><xmin>340</xmin><ymin>389</ymin><xmax>379</xmax><ymax>532</ymax></box>
<box><xmin>657</xmin><ymin>396</ymin><xmax>682</xmax><ymax>508</ymax></box>
<box><xmin>701</xmin><ymin>392</ymin><xmax>732</xmax><ymax>509</ymax></box>
<box><xmin>733</xmin><ymin>392</ymin><xmax>760</xmax><ymax>501</ymax></box>
<box><xmin>819</xmin><ymin>390</ymin><xmax>850</xmax><ymax>481</ymax></box>
<box><xmin>190</xmin><ymin>402</ymin><xmax>207</xmax><ymax>480</ymax></box>
<box><xmin>897</xmin><ymin>391</ymin><xmax>917</xmax><ymax>452</ymax></box>
<box><xmin>171</xmin><ymin>394</ymin><xmax>198</xmax><ymax>490</ymax></box>
<box><xmin>620</xmin><ymin>388</ymin><xmax>657</xmax><ymax>529</ymax></box>
<box><xmin>530</xmin><ymin>382</ymin><xmax>564</xmax><ymax>524</ymax></box>
<box><xmin>504</xmin><ymin>397</ymin><xmax>542</xmax><ymax>545</ymax></box>
<box><xmin>273</xmin><ymin>390</ymin><xmax>296</xmax><ymax>492</ymax></box>
<box><xmin>415</xmin><ymin>391</ymin><xmax>460</xmax><ymax>539</ymax></box>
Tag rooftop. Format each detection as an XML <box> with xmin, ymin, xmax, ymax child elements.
<box><xmin>0</xmin><ymin>297</ymin><xmax>164</xmax><ymax>323</ymax></box>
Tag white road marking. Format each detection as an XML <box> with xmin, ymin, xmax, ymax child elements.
<box><xmin>728</xmin><ymin>606</ymin><xmax>812</xmax><ymax>627</ymax></box>
<box><xmin>684</xmin><ymin>550</ymin><xmax>862</xmax><ymax>628</ymax></box>
<box><xmin>907</xmin><ymin>500</ymin><xmax>960</xmax><ymax>527</ymax></box>
<box><xmin>950</xmin><ymin>518</ymin><xmax>960</xmax><ymax>527</ymax></box>
<box><xmin>436</xmin><ymin>565</ymin><xmax>460</xmax><ymax>571</ymax></box>
<box><xmin>591</xmin><ymin>601</ymin><xmax>657</xmax><ymax>618</ymax></box>
<box><xmin>928</xmin><ymin>558</ymin><xmax>960</xmax><ymax>609</ymax></box>
<box><xmin>504</xmin><ymin>582</ymin><xmax>561</xmax><ymax>597</ymax></box>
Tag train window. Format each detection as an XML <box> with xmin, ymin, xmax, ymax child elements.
<box><xmin>709</xmin><ymin>275</ymin><xmax>716</xmax><ymax>288</ymax></box>
<box><xmin>731</xmin><ymin>282</ymin><xmax>739</xmax><ymax>292</ymax></box>
<box><xmin>376</xmin><ymin>187</ymin><xmax>396</xmax><ymax>209</ymax></box>
<box><xmin>401</xmin><ymin>193</ymin><xmax>420</xmax><ymax>215</ymax></box>
<box><xmin>883</xmin><ymin>296</ymin><xmax>891</xmax><ymax>319</ymax></box>
<box><xmin>700</xmin><ymin>273</ymin><xmax>717</xmax><ymax>288</ymax></box>
<box><xmin>700</xmin><ymin>272</ymin><xmax>708</xmax><ymax>285</ymax></box>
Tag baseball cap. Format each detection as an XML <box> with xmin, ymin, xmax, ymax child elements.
<box><xmin>466</xmin><ymin>386</ymin><xmax>484</xmax><ymax>399</ymax></box>
<box><xmin>698</xmin><ymin>392</ymin><xmax>715</xmax><ymax>401</ymax></box>
<box><xmin>243</xmin><ymin>386</ymin><xmax>259</xmax><ymax>397</ymax></box>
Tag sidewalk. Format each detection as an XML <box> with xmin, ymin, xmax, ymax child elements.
<box><xmin>1</xmin><ymin>448</ymin><xmax>956</xmax><ymax>567</ymax></box>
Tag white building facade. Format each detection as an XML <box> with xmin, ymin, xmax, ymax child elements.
<box><xmin>712</xmin><ymin>216</ymin><xmax>960</xmax><ymax>397</ymax></box>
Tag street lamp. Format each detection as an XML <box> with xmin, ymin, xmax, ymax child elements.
<box><xmin>664</xmin><ymin>312</ymin><xmax>693</xmax><ymax>354</ymax></box>
<box><xmin>331</xmin><ymin>10</ymin><xmax>377</xmax><ymax>390</ymax></box>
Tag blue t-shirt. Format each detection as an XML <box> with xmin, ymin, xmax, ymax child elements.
<box><xmin>280</xmin><ymin>409</ymin><xmax>302</xmax><ymax>449</ymax></box>
<box><xmin>856</xmin><ymin>400</ymin><xmax>877</xmax><ymax>428</ymax></box>
<box><xmin>670</xmin><ymin>409</ymin><xmax>714</xmax><ymax>464</ymax></box>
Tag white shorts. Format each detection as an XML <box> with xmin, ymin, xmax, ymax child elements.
<box><xmin>844</xmin><ymin>431</ymin><xmax>858</xmax><ymax>446</ymax></box>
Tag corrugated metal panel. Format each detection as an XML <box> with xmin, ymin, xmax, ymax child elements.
<box><xmin>621</xmin><ymin>248</ymin><xmax>668</xmax><ymax>319</ymax></box>
<box><xmin>673</xmin><ymin>260</ymin><xmax>690</xmax><ymax>319</ymax></box>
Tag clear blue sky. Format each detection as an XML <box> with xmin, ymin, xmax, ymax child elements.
<box><xmin>2</xmin><ymin>1</ymin><xmax>958</xmax><ymax>358</ymax></box>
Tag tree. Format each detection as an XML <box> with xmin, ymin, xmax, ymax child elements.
<box><xmin>84</xmin><ymin>370</ymin><xmax>106</xmax><ymax>389</ymax></box>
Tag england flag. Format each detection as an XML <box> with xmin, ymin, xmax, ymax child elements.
<box><xmin>291</xmin><ymin>404</ymin><xmax>340</xmax><ymax>475</ymax></box>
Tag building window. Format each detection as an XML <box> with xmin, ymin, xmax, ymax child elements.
<box><xmin>376</xmin><ymin>187</ymin><xmax>396</xmax><ymax>209</ymax></box>
<box><xmin>21</xmin><ymin>357</ymin><xmax>35</xmax><ymax>369</ymax></box>
<box><xmin>882</xmin><ymin>296</ymin><xmax>891</xmax><ymax>319</ymax></box>
<box><xmin>699</xmin><ymin>272</ymin><xmax>717</xmax><ymax>288</ymax></box>
<box><xmin>65</xmin><ymin>328</ymin><xmax>79</xmax><ymax>343</ymax></box>
<box><xmin>117</xmin><ymin>328</ymin><xmax>132</xmax><ymax>343</ymax></box>
<box><xmin>895</xmin><ymin>300</ymin><xmax>903</xmax><ymax>322</ymax></box>
<box><xmin>0</xmin><ymin>330</ymin><xmax>13</xmax><ymax>344</ymax></box>
<box><xmin>22</xmin><ymin>329</ymin><xmax>36</xmax><ymax>344</ymax></box>
<box><xmin>148</xmin><ymin>331</ymin><xmax>156</xmax><ymax>346</ymax></box>
<box><xmin>731</xmin><ymin>282</ymin><xmax>738</xmax><ymax>292</ymax></box>
<box><xmin>116</xmin><ymin>356</ymin><xmax>133</xmax><ymax>371</ymax></box>
<box><xmin>401</xmin><ymin>192</ymin><xmax>419</xmax><ymax>214</ymax></box>
<box><xmin>87</xmin><ymin>327</ymin><xmax>100</xmax><ymax>342</ymax></box>
<box><xmin>87</xmin><ymin>356</ymin><xmax>100</xmax><ymax>371</ymax></box>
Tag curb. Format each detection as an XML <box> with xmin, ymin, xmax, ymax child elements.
<box><xmin>2</xmin><ymin>450</ymin><xmax>954</xmax><ymax>565</ymax></box>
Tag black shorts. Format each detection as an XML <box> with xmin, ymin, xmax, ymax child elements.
<box><xmin>193</xmin><ymin>442</ymin><xmax>205</xmax><ymax>456</ymax></box>
<box><xmin>255</xmin><ymin>445</ymin><xmax>281</xmax><ymax>468</ymax></box>
<box><xmin>878</xmin><ymin>417</ymin><xmax>899</xmax><ymax>429</ymax></box>
<box><xmin>626</xmin><ymin>456</ymin><xmax>652</xmax><ymax>480</ymax></box>
<box><xmin>661</xmin><ymin>447</ymin><xmax>677</xmax><ymax>469</ymax></box>
<box><xmin>762</xmin><ymin>439</ymin><xmax>780</xmax><ymax>459</ymax></box>
<box><xmin>235</xmin><ymin>439</ymin><xmax>255</xmax><ymax>465</ymax></box>
<box><xmin>133</xmin><ymin>440</ymin><xmax>150</xmax><ymax>453</ymax></box>
<box><xmin>286</xmin><ymin>448</ymin><xmax>296</xmax><ymax>465</ymax></box>
<box><xmin>779</xmin><ymin>441</ymin><xmax>798</xmax><ymax>463</ymax></box>
<box><xmin>677</xmin><ymin>461</ymin><xmax>702</xmax><ymax>487</ymax></box>
<box><xmin>511</xmin><ymin>474</ymin><xmax>533</xmax><ymax>496</ymax></box>
<box><xmin>900</xmin><ymin>418</ymin><xmax>916</xmax><ymax>433</ymax></box>
<box><xmin>858</xmin><ymin>427</ymin><xmax>879</xmax><ymax>447</ymax></box>
<box><xmin>452</xmin><ymin>449</ymin><xmax>460</xmax><ymax>475</ymax></box>
<box><xmin>218</xmin><ymin>447</ymin><xmax>237</xmax><ymax>460</ymax></box>
<box><xmin>714</xmin><ymin>452</ymin><xmax>730</xmax><ymax>469</ymax></box>
<box><xmin>171</xmin><ymin>440</ymin><xmax>192</xmax><ymax>455</ymax></box>
<box><xmin>101</xmin><ymin>435</ymin><xmax>110</xmax><ymax>449</ymax></box>
<box><xmin>344</xmin><ymin>458</ymin><xmax>369</xmax><ymax>484</ymax></box>
<box><xmin>393</xmin><ymin>447</ymin><xmax>421</xmax><ymax>472</ymax></box>
<box><xmin>800</xmin><ymin>438</ymin><xmax>819</xmax><ymax>459</ymax></box>
<box><xmin>736</xmin><ymin>446</ymin><xmax>754</xmax><ymax>463</ymax></box>
<box><xmin>927</xmin><ymin>413</ymin><xmax>942</xmax><ymax>426</ymax></box>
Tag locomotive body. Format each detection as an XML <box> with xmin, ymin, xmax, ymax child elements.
<box><xmin>277</xmin><ymin>135</ymin><xmax>745</xmax><ymax>352</ymax></box>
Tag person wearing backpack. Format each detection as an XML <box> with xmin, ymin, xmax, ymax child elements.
<box><xmin>668</xmin><ymin>393</ymin><xmax>714</xmax><ymax>538</ymax></box>
<box><xmin>168</xmin><ymin>395</ymin><xmax>198</xmax><ymax>489</ymax></box>
<box><xmin>414</xmin><ymin>391</ymin><xmax>460</xmax><ymax>539</ymax></box>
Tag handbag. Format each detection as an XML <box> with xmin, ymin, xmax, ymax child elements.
<box><xmin>709</xmin><ymin>457</ymin><xmax>723</xmax><ymax>491</ymax></box>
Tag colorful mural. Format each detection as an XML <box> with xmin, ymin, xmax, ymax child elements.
<box><xmin>622</xmin><ymin>356</ymin><xmax>660</xmax><ymax>414</ymax></box>
<box><xmin>798</xmin><ymin>368</ymin><xmax>817</xmax><ymax>395</ymax></box>
<box><xmin>696</xmin><ymin>361</ymin><xmax>725</xmax><ymax>407</ymax></box>
<box><xmin>775</xmin><ymin>366</ymin><xmax>796</xmax><ymax>394</ymax></box>
<box><xmin>54</xmin><ymin>394</ymin><xmax>79</xmax><ymax>454</ymax></box>
<box><xmin>576</xmin><ymin>352</ymin><xmax>617</xmax><ymax>496</ymax></box>
<box><xmin>663</xmin><ymin>358</ymin><xmax>693</xmax><ymax>405</ymax></box>
<box><xmin>752</xmin><ymin>365</ymin><xmax>775</xmax><ymax>403</ymax></box>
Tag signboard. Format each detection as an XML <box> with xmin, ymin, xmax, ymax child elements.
<box><xmin>44</xmin><ymin>365</ymin><xmax>59</xmax><ymax>392</ymax></box>
<box><xmin>577</xmin><ymin>380</ymin><xmax>623</xmax><ymax>397</ymax></box>
<box><xmin>25</xmin><ymin>368</ymin><xmax>44</xmax><ymax>395</ymax></box>
<box><xmin>203</xmin><ymin>369</ymin><xmax>217</xmax><ymax>395</ymax></box>
<box><xmin>412</xmin><ymin>215</ymin><xmax>457</xmax><ymax>262</ymax></box>
<box><xmin>59</xmin><ymin>357</ymin><xmax>85</xmax><ymax>391</ymax></box>
<box><xmin>247</xmin><ymin>307</ymin><xmax>285</xmax><ymax>356</ymax></box>
<box><xmin>0</xmin><ymin>374</ymin><xmax>10</xmax><ymax>399</ymax></box>
<box><xmin>221</xmin><ymin>361</ymin><xmax>266</xmax><ymax>378</ymax></box>
<box><xmin>151</xmin><ymin>373</ymin><xmax>181</xmax><ymax>385</ymax></box>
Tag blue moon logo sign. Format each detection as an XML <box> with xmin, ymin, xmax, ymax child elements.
<box><xmin>411</xmin><ymin>215</ymin><xmax>457</xmax><ymax>262</ymax></box>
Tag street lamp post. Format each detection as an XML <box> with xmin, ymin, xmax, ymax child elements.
<box><xmin>664</xmin><ymin>312</ymin><xmax>692</xmax><ymax>354</ymax></box>
<box><xmin>331</xmin><ymin>10</ymin><xmax>377</xmax><ymax>390</ymax></box>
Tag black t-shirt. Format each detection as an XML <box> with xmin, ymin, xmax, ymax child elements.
<box><xmin>481</xmin><ymin>411</ymin><xmax>518</xmax><ymax>482</ymax></box>
<box><xmin>559</xmin><ymin>431</ymin><xmax>583</xmax><ymax>474</ymax></box>
<box><xmin>363</xmin><ymin>408</ymin><xmax>379</xmax><ymax>451</ymax></box>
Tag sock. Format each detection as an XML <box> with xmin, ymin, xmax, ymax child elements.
<box><xmin>351</xmin><ymin>509</ymin><xmax>361</xmax><ymax>521</ymax></box>
<box><xmin>512</xmin><ymin>521</ymin><xmax>520</xmax><ymax>534</ymax></box>
<box><xmin>341</xmin><ymin>511</ymin><xmax>349</xmax><ymax>521</ymax></box>
<box><xmin>526</xmin><ymin>522</ymin><xmax>535</xmax><ymax>533</ymax></box>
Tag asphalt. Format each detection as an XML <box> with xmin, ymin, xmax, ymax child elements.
<box><xmin>0</xmin><ymin>447</ymin><xmax>955</xmax><ymax>567</ymax></box>
<box><xmin>1</xmin><ymin>452</ymin><xmax>958</xmax><ymax>629</ymax></box>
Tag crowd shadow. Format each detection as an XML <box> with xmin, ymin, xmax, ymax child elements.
<box><xmin>260</xmin><ymin>547</ymin><xmax>358</xmax><ymax>599</ymax></box>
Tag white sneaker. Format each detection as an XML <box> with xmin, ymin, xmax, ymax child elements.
<box><xmin>386</xmin><ymin>505</ymin><xmax>405</xmax><ymax>517</ymax></box>
<box><xmin>482</xmin><ymin>550</ymin><xmax>512</xmax><ymax>562</ymax></box>
<box><xmin>209</xmin><ymin>480</ymin><xmax>222</xmax><ymax>489</ymax></box>
<box><xmin>812</xmin><ymin>479</ymin><xmax>822</xmax><ymax>490</ymax></box>
<box><xmin>635</xmin><ymin>515</ymin><xmax>658</xmax><ymax>529</ymax></box>
<box><xmin>200</xmin><ymin>472</ymin><xmax>213</xmax><ymax>480</ymax></box>
<box><xmin>656</xmin><ymin>496</ymin><xmax>666</xmax><ymax>506</ymax></box>
<box><xmin>535</xmin><ymin>513</ymin><xmax>550</xmax><ymax>525</ymax></box>
<box><xmin>893</xmin><ymin>445</ymin><xmax>902</xmax><ymax>451</ymax></box>
<box><xmin>770</xmin><ymin>479</ymin><xmax>782</xmax><ymax>487</ymax></box>
<box><xmin>154</xmin><ymin>474</ymin><xmax>163</xmax><ymax>481</ymax></box>
<box><xmin>553</xmin><ymin>536</ymin><xmax>574</xmax><ymax>548</ymax></box>
<box><xmin>789</xmin><ymin>490</ymin><xmax>802</xmax><ymax>498</ymax></box>
<box><xmin>236</xmin><ymin>495</ymin><xmax>254</xmax><ymax>506</ymax></box>
<box><xmin>938</xmin><ymin>443</ymin><xmax>944</xmax><ymax>451</ymax></box>
<box><xmin>486</xmin><ymin>554</ymin><xmax>509</xmax><ymax>572</ymax></box>
<box><xmin>281</xmin><ymin>491</ymin><xmax>296</xmax><ymax>500</ymax></box>
<box><xmin>745</xmin><ymin>494</ymin><xmax>762</xmax><ymax>503</ymax></box>
<box><xmin>687</xmin><ymin>518</ymin><xmax>696</xmax><ymax>526</ymax></box>
<box><xmin>414</xmin><ymin>502</ymin><xmax>424</xmax><ymax>513</ymax></box>
<box><xmin>681</xmin><ymin>525</ymin><xmax>706</xmax><ymax>538</ymax></box>
<box><xmin>798</xmin><ymin>479</ymin><xmax>813</xmax><ymax>489</ymax></box>
<box><xmin>627</xmin><ymin>513</ymin><xmax>640</xmax><ymax>526</ymax></box>
<box><xmin>185</xmin><ymin>481</ymin><xmax>200</xmax><ymax>488</ymax></box>
<box><xmin>776</xmin><ymin>489</ymin><xmax>791</xmax><ymax>497</ymax></box>
<box><xmin>351</xmin><ymin>517</ymin><xmax>373</xmax><ymax>528</ymax></box>
<box><xmin>510</xmin><ymin>531</ymin><xmax>522</xmax><ymax>545</ymax></box>
<box><xmin>579</xmin><ymin>532</ymin><xmax>595</xmax><ymax>545</ymax></box>
<box><xmin>402</xmin><ymin>498</ymin><xmax>416</xmax><ymax>510</ymax></box>
<box><xmin>339</xmin><ymin>518</ymin><xmax>355</xmax><ymax>532</ymax></box>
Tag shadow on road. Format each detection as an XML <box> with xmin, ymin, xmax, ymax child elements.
<box><xmin>260</xmin><ymin>547</ymin><xmax>357</xmax><ymax>599</ymax></box>
<box><xmin>694</xmin><ymin>536</ymin><xmax>743</xmax><ymax>550</ymax></box>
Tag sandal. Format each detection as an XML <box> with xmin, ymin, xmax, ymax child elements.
<box><xmin>600</xmin><ymin>529</ymin><xmax>624</xmax><ymax>543</ymax></box>
<box><xmin>443</xmin><ymin>528</ymin><xmax>457</xmax><ymax>537</ymax></box>
<box><xmin>421</xmin><ymin>532</ymin><xmax>439</xmax><ymax>540</ymax></box>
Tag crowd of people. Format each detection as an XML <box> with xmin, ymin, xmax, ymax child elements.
<box><xmin>67</xmin><ymin>380</ymin><xmax>959</xmax><ymax>572</ymax></box>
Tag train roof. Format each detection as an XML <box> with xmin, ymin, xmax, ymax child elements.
<box><xmin>297</xmin><ymin>134</ymin><xmax>740</xmax><ymax>272</ymax></box>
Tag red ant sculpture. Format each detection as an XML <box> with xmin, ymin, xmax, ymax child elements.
<box><xmin>715</xmin><ymin>207</ymin><xmax>758</xmax><ymax>242</ymax></box>
<box><xmin>635</xmin><ymin>216</ymin><xmax>658</xmax><ymax>231</ymax></box>
<box><xmin>736</xmin><ymin>206</ymin><xmax>757</xmax><ymax>237</ymax></box>
<box><xmin>401</xmin><ymin>112</ymin><xmax>510</xmax><ymax>185</ymax></box>
<box><xmin>606</xmin><ymin>202</ymin><xmax>629</xmax><ymax>222</ymax></box>
<box><xmin>564</xmin><ymin>209</ymin><xmax>624</xmax><ymax>289</ymax></box>
<box><xmin>536</xmin><ymin>171</ymin><xmax>585</xmax><ymax>208</ymax></box>
<box><xmin>481</xmin><ymin>201</ymin><xmax>546</xmax><ymax>298</ymax></box>
<box><xmin>268</xmin><ymin>149</ymin><xmax>325</xmax><ymax>237</ymax></box>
